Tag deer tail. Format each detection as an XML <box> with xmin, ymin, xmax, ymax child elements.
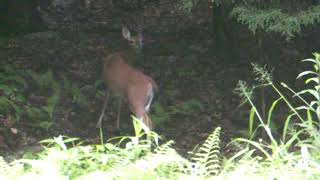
<box><xmin>148</xmin><ymin>77</ymin><xmax>158</xmax><ymax>92</ymax></box>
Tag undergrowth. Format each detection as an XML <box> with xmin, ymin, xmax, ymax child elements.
<box><xmin>0</xmin><ymin>66</ymin><xmax>89</xmax><ymax>131</ymax></box>
<box><xmin>1</xmin><ymin>53</ymin><xmax>320</xmax><ymax>179</ymax></box>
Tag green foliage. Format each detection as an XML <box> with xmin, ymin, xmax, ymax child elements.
<box><xmin>25</xmin><ymin>106</ymin><xmax>53</xmax><ymax>130</ymax></box>
<box><xmin>231</xmin><ymin>5</ymin><xmax>320</xmax><ymax>39</ymax></box>
<box><xmin>179</xmin><ymin>0</ymin><xmax>227</xmax><ymax>12</ymax></box>
<box><xmin>152</xmin><ymin>99</ymin><xmax>203</xmax><ymax>126</ymax></box>
<box><xmin>0</xmin><ymin>96</ymin><xmax>23</xmax><ymax>122</ymax></box>
<box><xmin>24</xmin><ymin>70</ymin><xmax>60</xmax><ymax>129</ymax></box>
<box><xmin>27</xmin><ymin>69</ymin><xmax>58</xmax><ymax>92</ymax></box>
<box><xmin>63</xmin><ymin>79</ymin><xmax>88</xmax><ymax>106</ymax></box>
<box><xmin>295</xmin><ymin>53</ymin><xmax>320</xmax><ymax>122</ymax></box>
<box><xmin>236</xmin><ymin>54</ymin><xmax>319</xmax><ymax>143</ymax></box>
<box><xmin>235</xmin><ymin>62</ymin><xmax>305</xmax><ymax>141</ymax></box>
<box><xmin>3</xmin><ymin>53</ymin><xmax>320</xmax><ymax>178</ymax></box>
<box><xmin>151</xmin><ymin>102</ymin><xmax>171</xmax><ymax>125</ymax></box>
<box><xmin>180</xmin><ymin>0</ymin><xmax>320</xmax><ymax>40</ymax></box>
<box><xmin>0</xmin><ymin>121</ymin><xmax>223</xmax><ymax>179</ymax></box>
<box><xmin>188</xmin><ymin>127</ymin><xmax>221</xmax><ymax>176</ymax></box>
<box><xmin>0</xmin><ymin>65</ymin><xmax>27</xmax><ymax>121</ymax></box>
<box><xmin>224</xmin><ymin>53</ymin><xmax>320</xmax><ymax>179</ymax></box>
<box><xmin>176</xmin><ymin>66</ymin><xmax>198</xmax><ymax>78</ymax></box>
<box><xmin>169</xmin><ymin>99</ymin><xmax>204</xmax><ymax>116</ymax></box>
<box><xmin>0</xmin><ymin>66</ymin><xmax>28</xmax><ymax>88</ymax></box>
<box><xmin>0</xmin><ymin>65</ymin><xmax>60</xmax><ymax>130</ymax></box>
<box><xmin>0</xmin><ymin>156</ymin><xmax>10</xmax><ymax>177</ymax></box>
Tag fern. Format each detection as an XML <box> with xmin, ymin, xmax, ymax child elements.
<box><xmin>0</xmin><ymin>65</ymin><xmax>28</xmax><ymax>88</ymax></box>
<box><xmin>189</xmin><ymin>127</ymin><xmax>221</xmax><ymax>176</ymax></box>
<box><xmin>0</xmin><ymin>96</ymin><xmax>23</xmax><ymax>121</ymax></box>
<box><xmin>0</xmin><ymin>66</ymin><xmax>62</xmax><ymax>129</ymax></box>
<box><xmin>27</xmin><ymin>69</ymin><xmax>59</xmax><ymax>92</ymax></box>
<box><xmin>43</xmin><ymin>91</ymin><xmax>60</xmax><ymax>119</ymax></box>
<box><xmin>0</xmin><ymin>156</ymin><xmax>10</xmax><ymax>176</ymax></box>
<box><xmin>154</xmin><ymin>140</ymin><xmax>175</xmax><ymax>155</ymax></box>
<box><xmin>63</xmin><ymin>79</ymin><xmax>88</xmax><ymax>106</ymax></box>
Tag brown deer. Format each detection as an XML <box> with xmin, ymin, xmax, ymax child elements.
<box><xmin>96</xmin><ymin>27</ymin><xmax>158</xmax><ymax>130</ymax></box>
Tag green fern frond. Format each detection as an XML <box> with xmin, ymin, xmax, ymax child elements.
<box><xmin>27</xmin><ymin>69</ymin><xmax>58</xmax><ymax>90</ymax></box>
<box><xmin>154</xmin><ymin>140</ymin><xmax>175</xmax><ymax>155</ymax></box>
<box><xmin>0</xmin><ymin>65</ymin><xmax>28</xmax><ymax>88</ymax></box>
<box><xmin>190</xmin><ymin>127</ymin><xmax>221</xmax><ymax>176</ymax></box>
<box><xmin>0</xmin><ymin>156</ymin><xmax>10</xmax><ymax>176</ymax></box>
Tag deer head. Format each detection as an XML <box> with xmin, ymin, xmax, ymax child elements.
<box><xmin>122</xmin><ymin>27</ymin><xmax>144</xmax><ymax>50</ymax></box>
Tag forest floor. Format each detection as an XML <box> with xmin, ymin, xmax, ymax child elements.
<box><xmin>0</xmin><ymin>27</ymin><xmax>308</xmax><ymax>159</ymax></box>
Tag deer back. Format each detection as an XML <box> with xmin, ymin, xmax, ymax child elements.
<box><xmin>103</xmin><ymin>53</ymin><xmax>156</xmax><ymax>97</ymax></box>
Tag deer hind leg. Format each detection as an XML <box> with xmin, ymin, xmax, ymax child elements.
<box><xmin>141</xmin><ymin>84</ymin><xmax>155</xmax><ymax>129</ymax></box>
<box><xmin>143</xmin><ymin>114</ymin><xmax>153</xmax><ymax>130</ymax></box>
<box><xmin>132</xmin><ymin>105</ymin><xmax>153</xmax><ymax>130</ymax></box>
<box><xmin>96</xmin><ymin>91</ymin><xmax>110</xmax><ymax>128</ymax></box>
<box><xmin>116</xmin><ymin>98</ymin><xmax>122</xmax><ymax>129</ymax></box>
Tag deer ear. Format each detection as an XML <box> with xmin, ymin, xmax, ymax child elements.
<box><xmin>122</xmin><ymin>27</ymin><xmax>131</xmax><ymax>40</ymax></box>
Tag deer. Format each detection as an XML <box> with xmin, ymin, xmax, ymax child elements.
<box><xmin>96</xmin><ymin>26</ymin><xmax>158</xmax><ymax>130</ymax></box>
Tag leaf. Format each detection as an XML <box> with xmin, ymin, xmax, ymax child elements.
<box><xmin>305</xmin><ymin>77</ymin><xmax>319</xmax><ymax>84</ymax></box>
<box><xmin>297</xmin><ymin>89</ymin><xmax>319</xmax><ymax>100</ymax></box>
<box><xmin>306</xmin><ymin>109</ymin><xmax>314</xmax><ymax>128</ymax></box>
<box><xmin>301</xmin><ymin>58</ymin><xmax>317</xmax><ymax>63</ymax></box>
<box><xmin>53</xmin><ymin>135</ymin><xmax>68</xmax><ymax>151</ymax></box>
<box><xmin>296</xmin><ymin>105</ymin><xmax>315</xmax><ymax>112</ymax></box>
<box><xmin>297</xmin><ymin>71</ymin><xmax>318</xmax><ymax>79</ymax></box>
<box><xmin>282</xmin><ymin>113</ymin><xmax>295</xmax><ymax>142</ymax></box>
<box><xmin>44</xmin><ymin>92</ymin><xmax>60</xmax><ymax>118</ymax></box>
<box><xmin>249</xmin><ymin>107</ymin><xmax>255</xmax><ymax>136</ymax></box>
<box><xmin>267</xmin><ymin>97</ymin><xmax>282</xmax><ymax>126</ymax></box>
<box><xmin>283</xmin><ymin>129</ymin><xmax>304</xmax><ymax>150</ymax></box>
<box><xmin>235</xmin><ymin>138</ymin><xmax>272</xmax><ymax>160</ymax></box>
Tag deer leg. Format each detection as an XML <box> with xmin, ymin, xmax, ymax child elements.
<box><xmin>116</xmin><ymin>98</ymin><xmax>122</xmax><ymax>129</ymax></box>
<box><xmin>132</xmin><ymin>106</ymin><xmax>153</xmax><ymax>130</ymax></box>
<box><xmin>143</xmin><ymin>114</ymin><xmax>153</xmax><ymax>130</ymax></box>
<box><xmin>96</xmin><ymin>92</ymin><xmax>110</xmax><ymax>128</ymax></box>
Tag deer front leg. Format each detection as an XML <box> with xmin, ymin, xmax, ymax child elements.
<box><xmin>96</xmin><ymin>92</ymin><xmax>110</xmax><ymax>128</ymax></box>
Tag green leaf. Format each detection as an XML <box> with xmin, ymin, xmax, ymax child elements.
<box><xmin>305</xmin><ymin>77</ymin><xmax>319</xmax><ymax>84</ymax></box>
<box><xmin>282</xmin><ymin>113</ymin><xmax>295</xmax><ymax>142</ymax></box>
<box><xmin>267</xmin><ymin>97</ymin><xmax>282</xmax><ymax>126</ymax></box>
<box><xmin>249</xmin><ymin>107</ymin><xmax>255</xmax><ymax>136</ymax></box>
<box><xmin>297</xmin><ymin>71</ymin><xmax>318</xmax><ymax>79</ymax></box>
<box><xmin>297</xmin><ymin>89</ymin><xmax>319</xmax><ymax>100</ymax></box>
<box><xmin>302</xmin><ymin>58</ymin><xmax>317</xmax><ymax>63</ymax></box>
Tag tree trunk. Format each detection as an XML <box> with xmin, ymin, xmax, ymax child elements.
<box><xmin>211</xmin><ymin>3</ymin><xmax>237</xmax><ymax>63</ymax></box>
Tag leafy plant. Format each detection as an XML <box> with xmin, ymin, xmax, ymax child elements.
<box><xmin>0</xmin><ymin>66</ymin><xmax>60</xmax><ymax>130</ymax></box>
<box><xmin>27</xmin><ymin>69</ymin><xmax>58</xmax><ymax>93</ymax></box>
<box><xmin>63</xmin><ymin>79</ymin><xmax>88</xmax><ymax>106</ymax></box>
<box><xmin>0</xmin><ymin>65</ymin><xmax>28</xmax><ymax>122</ymax></box>
<box><xmin>224</xmin><ymin>53</ymin><xmax>320</xmax><ymax>179</ymax></box>
<box><xmin>152</xmin><ymin>100</ymin><xmax>203</xmax><ymax>126</ymax></box>
<box><xmin>169</xmin><ymin>99</ymin><xmax>204</xmax><ymax>116</ymax></box>
<box><xmin>151</xmin><ymin>102</ymin><xmax>171</xmax><ymax>126</ymax></box>
<box><xmin>23</xmin><ymin>69</ymin><xmax>60</xmax><ymax>130</ymax></box>
<box><xmin>295</xmin><ymin>53</ymin><xmax>320</xmax><ymax>122</ymax></box>
<box><xmin>187</xmin><ymin>127</ymin><xmax>221</xmax><ymax>176</ymax></box>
